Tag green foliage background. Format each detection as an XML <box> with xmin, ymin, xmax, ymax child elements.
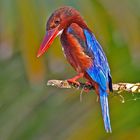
<box><xmin>0</xmin><ymin>0</ymin><xmax>140</xmax><ymax>140</ymax></box>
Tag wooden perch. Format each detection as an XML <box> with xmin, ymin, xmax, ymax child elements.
<box><xmin>47</xmin><ymin>80</ymin><xmax>140</xmax><ymax>94</ymax></box>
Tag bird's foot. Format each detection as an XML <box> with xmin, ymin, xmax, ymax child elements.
<box><xmin>67</xmin><ymin>78</ymin><xmax>80</xmax><ymax>86</ymax></box>
<box><xmin>67</xmin><ymin>73</ymin><xmax>84</xmax><ymax>86</ymax></box>
<box><xmin>84</xmin><ymin>81</ymin><xmax>92</xmax><ymax>93</ymax></box>
<box><xmin>85</xmin><ymin>81</ymin><xmax>92</xmax><ymax>87</ymax></box>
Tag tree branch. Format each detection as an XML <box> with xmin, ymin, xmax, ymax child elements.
<box><xmin>47</xmin><ymin>80</ymin><xmax>140</xmax><ymax>94</ymax></box>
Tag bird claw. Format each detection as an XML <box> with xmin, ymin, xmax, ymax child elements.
<box><xmin>67</xmin><ymin>79</ymin><xmax>80</xmax><ymax>86</ymax></box>
<box><xmin>83</xmin><ymin>81</ymin><xmax>92</xmax><ymax>93</ymax></box>
<box><xmin>85</xmin><ymin>81</ymin><xmax>92</xmax><ymax>86</ymax></box>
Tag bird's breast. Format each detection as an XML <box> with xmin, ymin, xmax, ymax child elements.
<box><xmin>60</xmin><ymin>23</ymin><xmax>92</xmax><ymax>73</ymax></box>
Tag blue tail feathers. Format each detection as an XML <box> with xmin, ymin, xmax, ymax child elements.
<box><xmin>99</xmin><ymin>88</ymin><xmax>112</xmax><ymax>133</ymax></box>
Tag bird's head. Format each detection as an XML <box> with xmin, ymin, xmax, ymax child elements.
<box><xmin>37</xmin><ymin>6</ymin><xmax>87</xmax><ymax>57</ymax></box>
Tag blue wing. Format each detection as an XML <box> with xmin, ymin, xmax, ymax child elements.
<box><xmin>84</xmin><ymin>29</ymin><xmax>112</xmax><ymax>91</ymax></box>
<box><xmin>84</xmin><ymin>29</ymin><xmax>112</xmax><ymax>133</ymax></box>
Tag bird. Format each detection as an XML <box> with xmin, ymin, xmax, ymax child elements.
<box><xmin>37</xmin><ymin>6</ymin><xmax>113</xmax><ymax>133</ymax></box>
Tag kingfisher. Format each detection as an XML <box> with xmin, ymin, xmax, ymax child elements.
<box><xmin>37</xmin><ymin>6</ymin><xmax>113</xmax><ymax>133</ymax></box>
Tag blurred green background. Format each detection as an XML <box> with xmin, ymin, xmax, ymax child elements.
<box><xmin>0</xmin><ymin>0</ymin><xmax>140</xmax><ymax>140</ymax></box>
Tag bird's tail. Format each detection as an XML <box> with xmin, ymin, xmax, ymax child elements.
<box><xmin>99</xmin><ymin>88</ymin><xmax>112</xmax><ymax>133</ymax></box>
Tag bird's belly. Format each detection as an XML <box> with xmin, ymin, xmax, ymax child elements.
<box><xmin>62</xmin><ymin>45</ymin><xmax>92</xmax><ymax>73</ymax></box>
<box><xmin>61</xmin><ymin>26</ymin><xmax>93</xmax><ymax>73</ymax></box>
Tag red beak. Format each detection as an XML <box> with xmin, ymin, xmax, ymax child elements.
<box><xmin>37</xmin><ymin>26</ymin><xmax>61</xmax><ymax>57</ymax></box>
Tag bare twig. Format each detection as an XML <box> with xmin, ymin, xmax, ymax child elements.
<box><xmin>47</xmin><ymin>80</ymin><xmax>140</xmax><ymax>94</ymax></box>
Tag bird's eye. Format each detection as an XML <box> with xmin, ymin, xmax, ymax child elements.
<box><xmin>54</xmin><ymin>19</ymin><xmax>60</xmax><ymax>25</ymax></box>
